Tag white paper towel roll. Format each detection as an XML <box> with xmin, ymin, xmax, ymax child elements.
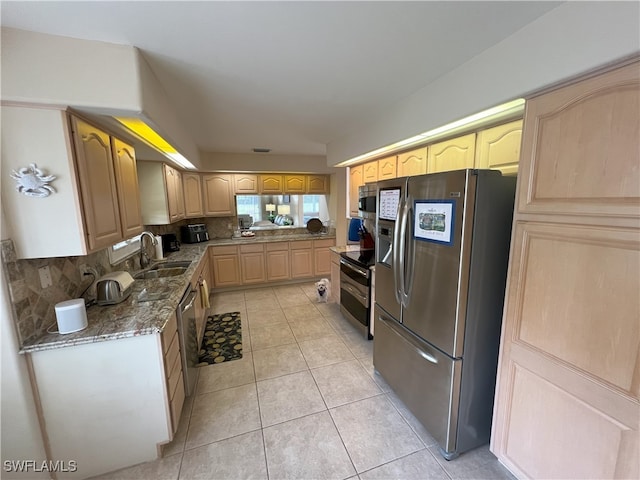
<box><xmin>55</xmin><ymin>299</ymin><xmax>88</xmax><ymax>334</ymax></box>
<box><xmin>154</xmin><ymin>235</ymin><xmax>164</xmax><ymax>260</ymax></box>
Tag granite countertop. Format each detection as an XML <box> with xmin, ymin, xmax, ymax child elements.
<box><xmin>20</xmin><ymin>233</ymin><xmax>335</xmax><ymax>354</ymax></box>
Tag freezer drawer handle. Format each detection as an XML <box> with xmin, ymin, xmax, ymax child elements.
<box><xmin>378</xmin><ymin>314</ymin><xmax>439</xmax><ymax>365</ymax></box>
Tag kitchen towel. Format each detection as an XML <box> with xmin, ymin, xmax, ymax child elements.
<box><xmin>154</xmin><ymin>235</ymin><xmax>164</xmax><ymax>260</ymax></box>
<box><xmin>200</xmin><ymin>279</ymin><xmax>210</xmax><ymax>309</ymax></box>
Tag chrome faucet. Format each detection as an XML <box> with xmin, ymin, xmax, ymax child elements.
<box><xmin>139</xmin><ymin>231</ymin><xmax>157</xmax><ymax>269</ymax></box>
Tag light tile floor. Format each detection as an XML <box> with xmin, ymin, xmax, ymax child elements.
<box><xmin>93</xmin><ymin>283</ymin><xmax>516</xmax><ymax>480</ymax></box>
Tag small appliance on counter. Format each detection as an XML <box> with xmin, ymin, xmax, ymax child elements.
<box><xmin>96</xmin><ymin>271</ymin><xmax>135</xmax><ymax>306</ymax></box>
<box><xmin>180</xmin><ymin>224</ymin><xmax>209</xmax><ymax>244</ymax></box>
<box><xmin>161</xmin><ymin>233</ymin><xmax>180</xmax><ymax>253</ymax></box>
<box><xmin>54</xmin><ymin>298</ymin><xmax>88</xmax><ymax>334</ymax></box>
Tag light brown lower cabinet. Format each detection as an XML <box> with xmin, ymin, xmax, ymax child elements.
<box><xmin>313</xmin><ymin>239</ymin><xmax>334</xmax><ymax>276</ymax></box>
<box><xmin>160</xmin><ymin>312</ymin><xmax>184</xmax><ymax>434</ymax></box>
<box><xmin>290</xmin><ymin>241</ymin><xmax>314</xmax><ymax>279</ymax></box>
<box><xmin>266</xmin><ymin>242</ymin><xmax>290</xmax><ymax>281</ymax></box>
<box><xmin>210</xmin><ymin>239</ymin><xmax>336</xmax><ymax>288</ymax></box>
<box><xmin>330</xmin><ymin>250</ymin><xmax>341</xmax><ymax>303</ymax></box>
<box><xmin>210</xmin><ymin>245</ymin><xmax>242</xmax><ymax>287</ymax></box>
<box><xmin>239</xmin><ymin>243</ymin><xmax>267</xmax><ymax>284</ymax></box>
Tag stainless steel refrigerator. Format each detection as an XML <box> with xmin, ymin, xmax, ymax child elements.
<box><xmin>373</xmin><ymin>169</ymin><xmax>516</xmax><ymax>460</ymax></box>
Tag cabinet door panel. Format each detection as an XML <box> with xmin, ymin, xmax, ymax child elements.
<box><xmin>290</xmin><ymin>249</ymin><xmax>313</xmax><ymax>278</ymax></box>
<box><xmin>363</xmin><ymin>161</ymin><xmax>378</xmax><ymax>182</ymax></box>
<box><xmin>475</xmin><ymin>120</ymin><xmax>522</xmax><ymax>176</ymax></box>
<box><xmin>240</xmin><ymin>253</ymin><xmax>266</xmax><ymax>284</ymax></box>
<box><xmin>71</xmin><ymin>117</ymin><xmax>122</xmax><ymax>250</ymax></box>
<box><xmin>349</xmin><ymin>165</ymin><xmax>364</xmax><ymax>217</ymax></box>
<box><xmin>260</xmin><ymin>174</ymin><xmax>284</xmax><ymax>194</ymax></box>
<box><xmin>183</xmin><ymin>173</ymin><xmax>204</xmax><ymax>218</ymax></box>
<box><xmin>397</xmin><ymin>147</ymin><xmax>427</xmax><ymax>177</ymax></box>
<box><xmin>378</xmin><ymin>156</ymin><xmax>397</xmax><ymax>180</ymax></box>
<box><xmin>203</xmin><ymin>174</ymin><xmax>234</xmax><ymax>216</ymax></box>
<box><xmin>111</xmin><ymin>137</ymin><xmax>143</xmax><ymax>239</ymax></box>
<box><xmin>267</xmin><ymin>250</ymin><xmax>290</xmax><ymax>281</ymax></box>
<box><xmin>234</xmin><ymin>174</ymin><xmax>259</xmax><ymax>194</ymax></box>
<box><xmin>284</xmin><ymin>175</ymin><xmax>306</xmax><ymax>193</ymax></box>
<box><xmin>307</xmin><ymin>175</ymin><xmax>329</xmax><ymax>194</ymax></box>
<box><xmin>427</xmin><ymin>134</ymin><xmax>476</xmax><ymax>173</ymax></box>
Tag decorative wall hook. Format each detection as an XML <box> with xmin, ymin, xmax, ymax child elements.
<box><xmin>11</xmin><ymin>163</ymin><xmax>57</xmax><ymax>198</ymax></box>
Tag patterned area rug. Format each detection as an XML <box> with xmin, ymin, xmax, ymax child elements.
<box><xmin>197</xmin><ymin>312</ymin><xmax>243</xmax><ymax>365</ymax></box>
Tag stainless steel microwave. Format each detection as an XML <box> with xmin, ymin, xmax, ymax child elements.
<box><xmin>358</xmin><ymin>184</ymin><xmax>377</xmax><ymax>219</ymax></box>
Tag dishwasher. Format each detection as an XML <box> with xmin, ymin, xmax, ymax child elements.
<box><xmin>177</xmin><ymin>286</ymin><xmax>198</xmax><ymax>397</ymax></box>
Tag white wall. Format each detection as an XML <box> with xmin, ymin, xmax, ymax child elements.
<box><xmin>137</xmin><ymin>51</ymin><xmax>202</xmax><ymax>169</ymax></box>
<box><xmin>326</xmin><ymin>2</ymin><xmax>640</xmax><ymax>165</ymax></box>
<box><xmin>1</xmin><ymin>214</ymin><xmax>49</xmax><ymax>478</ymax></box>
<box><xmin>199</xmin><ymin>152</ymin><xmax>336</xmax><ymax>174</ymax></box>
<box><xmin>1</xmin><ymin>28</ymin><xmax>140</xmax><ymax>110</ymax></box>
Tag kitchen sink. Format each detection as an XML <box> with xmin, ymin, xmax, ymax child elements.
<box><xmin>133</xmin><ymin>261</ymin><xmax>191</xmax><ymax>280</ymax></box>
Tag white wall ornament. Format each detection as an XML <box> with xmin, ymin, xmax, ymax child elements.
<box><xmin>10</xmin><ymin>163</ymin><xmax>57</xmax><ymax>198</ymax></box>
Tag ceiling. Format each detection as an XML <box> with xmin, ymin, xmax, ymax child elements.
<box><xmin>1</xmin><ymin>1</ymin><xmax>561</xmax><ymax>158</ymax></box>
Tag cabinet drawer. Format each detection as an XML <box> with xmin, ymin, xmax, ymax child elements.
<box><xmin>164</xmin><ymin>332</ymin><xmax>180</xmax><ymax>375</ymax></box>
<box><xmin>239</xmin><ymin>243</ymin><xmax>264</xmax><ymax>254</ymax></box>
<box><xmin>290</xmin><ymin>240</ymin><xmax>312</xmax><ymax>249</ymax></box>
<box><xmin>169</xmin><ymin>372</ymin><xmax>185</xmax><ymax>433</ymax></box>
<box><xmin>161</xmin><ymin>314</ymin><xmax>178</xmax><ymax>354</ymax></box>
<box><xmin>210</xmin><ymin>245</ymin><xmax>238</xmax><ymax>256</ymax></box>
<box><xmin>266</xmin><ymin>241</ymin><xmax>289</xmax><ymax>252</ymax></box>
<box><xmin>313</xmin><ymin>239</ymin><xmax>335</xmax><ymax>249</ymax></box>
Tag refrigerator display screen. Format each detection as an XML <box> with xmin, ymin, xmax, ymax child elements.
<box><xmin>379</xmin><ymin>188</ymin><xmax>401</xmax><ymax>221</ymax></box>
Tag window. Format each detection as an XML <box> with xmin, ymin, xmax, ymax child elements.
<box><xmin>236</xmin><ymin>195</ymin><xmax>262</xmax><ymax>222</ymax></box>
<box><xmin>302</xmin><ymin>195</ymin><xmax>321</xmax><ymax>224</ymax></box>
<box><xmin>108</xmin><ymin>234</ymin><xmax>141</xmax><ymax>265</ymax></box>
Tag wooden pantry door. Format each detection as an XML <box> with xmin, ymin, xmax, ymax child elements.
<box><xmin>491</xmin><ymin>59</ymin><xmax>640</xmax><ymax>479</ymax></box>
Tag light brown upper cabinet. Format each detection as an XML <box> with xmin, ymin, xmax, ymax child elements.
<box><xmin>203</xmin><ymin>173</ymin><xmax>234</xmax><ymax>216</ymax></box>
<box><xmin>491</xmin><ymin>60</ymin><xmax>640</xmax><ymax>480</ymax></box>
<box><xmin>349</xmin><ymin>165</ymin><xmax>364</xmax><ymax>217</ymax></box>
<box><xmin>164</xmin><ymin>164</ymin><xmax>185</xmax><ymax>222</ymax></box>
<box><xmin>70</xmin><ymin>116</ymin><xmax>124</xmax><ymax>250</ymax></box>
<box><xmin>363</xmin><ymin>160</ymin><xmax>379</xmax><ymax>183</ymax></box>
<box><xmin>138</xmin><ymin>161</ymin><xmax>187</xmax><ymax>225</ymax></box>
<box><xmin>427</xmin><ymin>133</ymin><xmax>476</xmax><ymax>174</ymax></box>
<box><xmin>111</xmin><ymin>137</ymin><xmax>143</xmax><ymax>240</ymax></box>
<box><xmin>475</xmin><ymin>120</ymin><xmax>523</xmax><ymax>176</ymax></box>
<box><xmin>284</xmin><ymin>175</ymin><xmax>306</xmax><ymax>193</ymax></box>
<box><xmin>259</xmin><ymin>174</ymin><xmax>284</xmax><ymax>194</ymax></box>
<box><xmin>378</xmin><ymin>155</ymin><xmax>397</xmax><ymax>180</ymax></box>
<box><xmin>182</xmin><ymin>172</ymin><xmax>204</xmax><ymax>218</ymax></box>
<box><xmin>234</xmin><ymin>173</ymin><xmax>259</xmax><ymax>194</ymax></box>
<box><xmin>397</xmin><ymin>147</ymin><xmax>427</xmax><ymax>177</ymax></box>
<box><xmin>306</xmin><ymin>175</ymin><xmax>330</xmax><ymax>194</ymax></box>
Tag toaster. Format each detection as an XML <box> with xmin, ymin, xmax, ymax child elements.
<box><xmin>180</xmin><ymin>224</ymin><xmax>209</xmax><ymax>244</ymax></box>
<box><xmin>96</xmin><ymin>271</ymin><xmax>135</xmax><ymax>306</ymax></box>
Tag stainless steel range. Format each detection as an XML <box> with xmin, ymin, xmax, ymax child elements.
<box><xmin>339</xmin><ymin>249</ymin><xmax>375</xmax><ymax>339</ymax></box>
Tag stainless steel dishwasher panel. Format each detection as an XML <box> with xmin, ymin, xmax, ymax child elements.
<box><xmin>177</xmin><ymin>287</ymin><xmax>198</xmax><ymax>397</ymax></box>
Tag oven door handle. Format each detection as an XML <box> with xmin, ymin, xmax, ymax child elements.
<box><xmin>340</xmin><ymin>259</ymin><xmax>369</xmax><ymax>278</ymax></box>
<box><xmin>342</xmin><ymin>282</ymin><xmax>368</xmax><ymax>304</ymax></box>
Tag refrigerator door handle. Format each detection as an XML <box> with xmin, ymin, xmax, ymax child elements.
<box><xmin>397</xmin><ymin>197</ymin><xmax>411</xmax><ymax>308</ymax></box>
<box><xmin>392</xmin><ymin>198</ymin><xmax>404</xmax><ymax>305</ymax></box>
<box><xmin>401</xmin><ymin>200</ymin><xmax>415</xmax><ymax>307</ymax></box>
<box><xmin>378</xmin><ymin>314</ymin><xmax>439</xmax><ymax>364</ymax></box>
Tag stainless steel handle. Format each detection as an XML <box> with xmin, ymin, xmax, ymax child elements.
<box><xmin>392</xmin><ymin>200</ymin><xmax>403</xmax><ymax>305</ymax></box>
<box><xmin>181</xmin><ymin>290</ymin><xmax>197</xmax><ymax>313</ymax></box>
<box><xmin>340</xmin><ymin>259</ymin><xmax>368</xmax><ymax>278</ymax></box>
<box><xmin>378</xmin><ymin>314</ymin><xmax>438</xmax><ymax>365</ymax></box>
<box><xmin>342</xmin><ymin>282</ymin><xmax>367</xmax><ymax>303</ymax></box>
<box><xmin>397</xmin><ymin>198</ymin><xmax>410</xmax><ymax>308</ymax></box>
<box><xmin>401</xmin><ymin>201</ymin><xmax>415</xmax><ymax>307</ymax></box>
